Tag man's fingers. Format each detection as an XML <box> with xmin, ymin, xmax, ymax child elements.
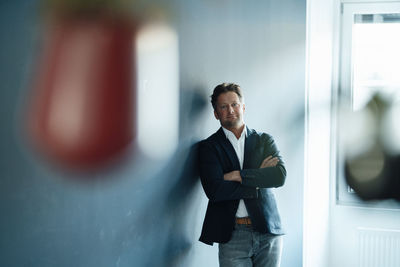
<box><xmin>263</xmin><ymin>156</ymin><xmax>272</xmax><ymax>162</ymax></box>
<box><xmin>260</xmin><ymin>156</ymin><xmax>279</xmax><ymax>168</ymax></box>
<box><xmin>224</xmin><ymin>170</ymin><xmax>242</xmax><ymax>182</ymax></box>
<box><xmin>263</xmin><ymin>157</ymin><xmax>278</xmax><ymax>164</ymax></box>
<box><xmin>261</xmin><ymin>156</ymin><xmax>272</xmax><ymax>165</ymax></box>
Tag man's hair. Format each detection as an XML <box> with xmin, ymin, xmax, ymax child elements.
<box><xmin>210</xmin><ymin>83</ymin><xmax>243</xmax><ymax>110</ymax></box>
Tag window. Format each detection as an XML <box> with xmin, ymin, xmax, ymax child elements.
<box><xmin>337</xmin><ymin>2</ymin><xmax>400</xmax><ymax>208</ymax></box>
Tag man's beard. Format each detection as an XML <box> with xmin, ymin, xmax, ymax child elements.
<box><xmin>222</xmin><ymin>117</ymin><xmax>242</xmax><ymax>129</ymax></box>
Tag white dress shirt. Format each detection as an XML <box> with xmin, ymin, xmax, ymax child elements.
<box><xmin>222</xmin><ymin>126</ymin><xmax>248</xmax><ymax>218</ymax></box>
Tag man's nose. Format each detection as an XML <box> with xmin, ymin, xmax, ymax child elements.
<box><xmin>228</xmin><ymin>105</ymin><xmax>234</xmax><ymax>113</ymax></box>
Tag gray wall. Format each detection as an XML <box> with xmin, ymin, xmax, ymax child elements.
<box><xmin>0</xmin><ymin>1</ymin><xmax>305</xmax><ymax>266</ymax></box>
<box><xmin>175</xmin><ymin>1</ymin><xmax>305</xmax><ymax>266</ymax></box>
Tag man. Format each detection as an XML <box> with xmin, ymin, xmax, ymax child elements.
<box><xmin>198</xmin><ymin>83</ymin><xmax>286</xmax><ymax>267</ymax></box>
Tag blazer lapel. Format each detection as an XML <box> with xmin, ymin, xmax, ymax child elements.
<box><xmin>216</xmin><ymin>128</ymin><xmax>241</xmax><ymax>170</ymax></box>
<box><xmin>243</xmin><ymin>127</ymin><xmax>256</xmax><ymax>169</ymax></box>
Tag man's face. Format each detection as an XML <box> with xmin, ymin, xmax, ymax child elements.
<box><xmin>214</xmin><ymin>91</ymin><xmax>245</xmax><ymax>129</ymax></box>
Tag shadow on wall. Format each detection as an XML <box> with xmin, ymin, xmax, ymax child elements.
<box><xmin>74</xmin><ymin>89</ymin><xmax>208</xmax><ymax>266</ymax></box>
<box><xmin>122</xmin><ymin>142</ymin><xmax>201</xmax><ymax>267</ymax></box>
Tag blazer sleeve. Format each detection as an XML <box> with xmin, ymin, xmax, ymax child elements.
<box><xmin>240</xmin><ymin>134</ymin><xmax>286</xmax><ymax>188</ymax></box>
<box><xmin>198</xmin><ymin>140</ymin><xmax>258</xmax><ymax>202</ymax></box>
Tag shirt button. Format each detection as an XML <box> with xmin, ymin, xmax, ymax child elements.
<box><xmin>256</xmin><ymin>187</ymin><xmax>259</xmax><ymax>190</ymax></box>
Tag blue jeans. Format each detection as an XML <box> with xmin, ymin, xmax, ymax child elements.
<box><xmin>218</xmin><ymin>224</ymin><xmax>283</xmax><ymax>267</ymax></box>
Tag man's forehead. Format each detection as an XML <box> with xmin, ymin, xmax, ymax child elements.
<box><xmin>217</xmin><ymin>92</ymin><xmax>241</xmax><ymax>103</ymax></box>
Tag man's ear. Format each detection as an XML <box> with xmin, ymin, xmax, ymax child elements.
<box><xmin>242</xmin><ymin>103</ymin><xmax>245</xmax><ymax>113</ymax></box>
<box><xmin>214</xmin><ymin>110</ymin><xmax>220</xmax><ymax>120</ymax></box>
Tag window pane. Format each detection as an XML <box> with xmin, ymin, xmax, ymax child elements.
<box><xmin>352</xmin><ymin>14</ymin><xmax>400</xmax><ymax>110</ymax></box>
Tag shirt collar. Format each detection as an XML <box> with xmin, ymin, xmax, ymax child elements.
<box><xmin>222</xmin><ymin>125</ymin><xmax>247</xmax><ymax>140</ymax></box>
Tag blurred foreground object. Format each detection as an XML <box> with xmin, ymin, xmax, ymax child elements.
<box><xmin>344</xmin><ymin>94</ymin><xmax>400</xmax><ymax>201</ymax></box>
<box><xmin>27</xmin><ymin>2</ymin><xmax>137</xmax><ymax>170</ymax></box>
<box><xmin>136</xmin><ymin>22</ymin><xmax>179</xmax><ymax>160</ymax></box>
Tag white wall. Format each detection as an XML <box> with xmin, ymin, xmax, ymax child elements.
<box><xmin>304</xmin><ymin>0</ymin><xmax>334</xmax><ymax>266</ymax></box>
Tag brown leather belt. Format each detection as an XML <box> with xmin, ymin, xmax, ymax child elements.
<box><xmin>236</xmin><ymin>217</ymin><xmax>252</xmax><ymax>225</ymax></box>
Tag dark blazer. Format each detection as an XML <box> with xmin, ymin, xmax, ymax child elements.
<box><xmin>198</xmin><ymin>126</ymin><xmax>286</xmax><ymax>245</ymax></box>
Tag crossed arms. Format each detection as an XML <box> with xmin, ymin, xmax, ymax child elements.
<box><xmin>223</xmin><ymin>155</ymin><xmax>279</xmax><ymax>183</ymax></box>
<box><xmin>198</xmin><ymin>135</ymin><xmax>286</xmax><ymax>202</ymax></box>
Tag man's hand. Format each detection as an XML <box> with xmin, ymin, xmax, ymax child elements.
<box><xmin>259</xmin><ymin>155</ymin><xmax>279</xmax><ymax>168</ymax></box>
<box><xmin>223</xmin><ymin>156</ymin><xmax>278</xmax><ymax>183</ymax></box>
<box><xmin>223</xmin><ymin>170</ymin><xmax>242</xmax><ymax>183</ymax></box>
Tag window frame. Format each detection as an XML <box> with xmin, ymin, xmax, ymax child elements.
<box><xmin>335</xmin><ymin>0</ymin><xmax>400</xmax><ymax>209</ymax></box>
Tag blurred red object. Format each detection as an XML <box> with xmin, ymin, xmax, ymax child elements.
<box><xmin>27</xmin><ymin>14</ymin><xmax>136</xmax><ymax>170</ymax></box>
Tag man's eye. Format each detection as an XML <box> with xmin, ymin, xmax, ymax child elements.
<box><xmin>220</xmin><ymin>105</ymin><xmax>227</xmax><ymax>110</ymax></box>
